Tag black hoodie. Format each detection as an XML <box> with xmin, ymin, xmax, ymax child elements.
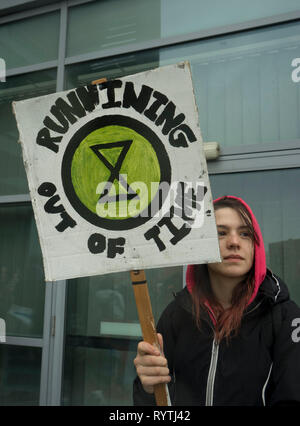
<box><xmin>133</xmin><ymin>270</ymin><xmax>300</xmax><ymax>406</ymax></box>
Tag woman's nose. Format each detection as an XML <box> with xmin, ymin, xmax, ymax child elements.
<box><xmin>226</xmin><ymin>233</ymin><xmax>240</xmax><ymax>248</ymax></box>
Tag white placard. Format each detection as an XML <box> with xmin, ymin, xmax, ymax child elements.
<box><xmin>13</xmin><ymin>62</ymin><xmax>221</xmax><ymax>281</ymax></box>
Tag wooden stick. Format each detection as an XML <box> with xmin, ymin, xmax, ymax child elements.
<box><xmin>91</xmin><ymin>77</ymin><xmax>107</xmax><ymax>85</ymax></box>
<box><xmin>130</xmin><ymin>269</ymin><xmax>169</xmax><ymax>406</ymax></box>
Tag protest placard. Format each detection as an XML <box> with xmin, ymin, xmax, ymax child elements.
<box><xmin>13</xmin><ymin>62</ymin><xmax>220</xmax><ymax>282</ymax></box>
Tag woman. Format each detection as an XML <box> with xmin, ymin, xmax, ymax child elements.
<box><xmin>133</xmin><ymin>195</ymin><xmax>300</xmax><ymax>406</ymax></box>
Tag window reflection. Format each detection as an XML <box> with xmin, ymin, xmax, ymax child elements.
<box><xmin>65</xmin><ymin>49</ymin><xmax>159</xmax><ymax>90</ymax></box>
<box><xmin>0</xmin><ymin>206</ymin><xmax>45</xmax><ymax>338</ymax></box>
<box><xmin>160</xmin><ymin>21</ymin><xmax>300</xmax><ymax>147</ymax></box>
<box><xmin>0</xmin><ymin>345</ymin><xmax>41</xmax><ymax>406</ymax></box>
<box><xmin>63</xmin><ymin>265</ymin><xmax>182</xmax><ymax>405</ymax></box>
<box><xmin>63</xmin><ymin>346</ymin><xmax>137</xmax><ymax>406</ymax></box>
<box><xmin>66</xmin><ymin>0</ymin><xmax>161</xmax><ymax>58</ymax></box>
<box><xmin>0</xmin><ymin>12</ymin><xmax>59</xmax><ymax>69</ymax></box>
<box><xmin>0</xmin><ymin>70</ymin><xmax>57</xmax><ymax>195</ymax></box>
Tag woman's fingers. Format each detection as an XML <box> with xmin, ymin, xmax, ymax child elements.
<box><xmin>137</xmin><ymin>340</ymin><xmax>160</xmax><ymax>357</ymax></box>
<box><xmin>134</xmin><ymin>334</ymin><xmax>171</xmax><ymax>394</ymax></box>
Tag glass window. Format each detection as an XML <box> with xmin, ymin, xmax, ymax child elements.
<box><xmin>0</xmin><ymin>345</ymin><xmax>41</xmax><ymax>406</ymax></box>
<box><xmin>161</xmin><ymin>0</ymin><xmax>300</xmax><ymax>38</ymax></box>
<box><xmin>0</xmin><ymin>69</ymin><xmax>57</xmax><ymax>195</ymax></box>
<box><xmin>160</xmin><ymin>21</ymin><xmax>300</xmax><ymax>148</ymax></box>
<box><xmin>63</xmin><ymin>346</ymin><xmax>138</xmax><ymax>406</ymax></box>
<box><xmin>67</xmin><ymin>0</ymin><xmax>300</xmax><ymax>57</ymax></box>
<box><xmin>66</xmin><ymin>0</ymin><xmax>161</xmax><ymax>58</ymax></box>
<box><xmin>65</xmin><ymin>49</ymin><xmax>159</xmax><ymax>90</ymax></box>
<box><xmin>210</xmin><ymin>167</ymin><xmax>300</xmax><ymax>304</ymax></box>
<box><xmin>62</xmin><ymin>266</ymin><xmax>182</xmax><ymax>405</ymax></box>
<box><xmin>0</xmin><ymin>12</ymin><xmax>60</xmax><ymax>70</ymax></box>
<box><xmin>0</xmin><ymin>205</ymin><xmax>45</xmax><ymax>338</ymax></box>
<box><xmin>66</xmin><ymin>21</ymin><xmax>300</xmax><ymax>150</ymax></box>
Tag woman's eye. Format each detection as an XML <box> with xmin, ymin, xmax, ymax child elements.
<box><xmin>241</xmin><ymin>232</ymin><xmax>250</xmax><ymax>238</ymax></box>
<box><xmin>218</xmin><ymin>231</ymin><xmax>226</xmax><ymax>237</ymax></box>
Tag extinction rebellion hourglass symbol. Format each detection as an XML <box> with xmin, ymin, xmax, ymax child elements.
<box><xmin>90</xmin><ymin>139</ymin><xmax>140</xmax><ymax>206</ymax></box>
<box><xmin>61</xmin><ymin>115</ymin><xmax>172</xmax><ymax>231</ymax></box>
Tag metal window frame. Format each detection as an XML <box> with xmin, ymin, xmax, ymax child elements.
<box><xmin>2</xmin><ymin>336</ymin><xmax>43</xmax><ymax>347</ymax></box>
<box><xmin>5</xmin><ymin>61</ymin><xmax>58</xmax><ymax>78</ymax></box>
<box><xmin>208</xmin><ymin>140</ymin><xmax>300</xmax><ymax>174</ymax></box>
<box><xmin>39</xmin><ymin>280</ymin><xmax>66</xmax><ymax>406</ymax></box>
<box><xmin>39</xmin><ymin>1</ymin><xmax>68</xmax><ymax>406</ymax></box>
<box><xmin>0</xmin><ymin>0</ymin><xmax>93</xmax><ymax>24</ymax></box>
<box><xmin>1</xmin><ymin>0</ymin><xmax>300</xmax><ymax>407</ymax></box>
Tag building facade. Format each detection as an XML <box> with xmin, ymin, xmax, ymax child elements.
<box><xmin>0</xmin><ymin>0</ymin><xmax>300</xmax><ymax>405</ymax></box>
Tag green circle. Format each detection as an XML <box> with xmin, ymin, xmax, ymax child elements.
<box><xmin>70</xmin><ymin>125</ymin><xmax>161</xmax><ymax>219</ymax></box>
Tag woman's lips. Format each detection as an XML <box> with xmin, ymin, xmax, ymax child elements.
<box><xmin>223</xmin><ymin>255</ymin><xmax>243</xmax><ymax>262</ymax></box>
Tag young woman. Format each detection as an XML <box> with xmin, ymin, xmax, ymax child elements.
<box><xmin>133</xmin><ymin>195</ymin><xmax>300</xmax><ymax>406</ymax></box>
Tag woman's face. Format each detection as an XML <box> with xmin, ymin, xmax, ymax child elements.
<box><xmin>208</xmin><ymin>207</ymin><xmax>255</xmax><ymax>280</ymax></box>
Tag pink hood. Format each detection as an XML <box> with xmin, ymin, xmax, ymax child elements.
<box><xmin>186</xmin><ymin>195</ymin><xmax>266</xmax><ymax>307</ymax></box>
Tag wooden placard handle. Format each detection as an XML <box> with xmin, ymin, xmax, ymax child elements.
<box><xmin>130</xmin><ymin>269</ymin><xmax>169</xmax><ymax>406</ymax></box>
<box><xmin>91</xmin><ymin>77</ymin><xmax>108</xmax><ymax>85</ymax></box>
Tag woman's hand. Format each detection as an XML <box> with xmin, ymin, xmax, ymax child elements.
<box><xmin>134</xmin><ymin>333</ymin><xmax>171</xmax><ymax>394</ymax></box>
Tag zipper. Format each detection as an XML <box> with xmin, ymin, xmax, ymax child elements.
<box><xmin>203</xmin><ymin>297</ymin><xmax>262</xmax><ymax>406</ymax></box>
<box><xmin>270</xmin><ymin>271</ymin><xmax>281</xmax><ymax>301</ymax></box>
<box><xmin>262</xmin><ymin>363</ymin><xmax>273</xmax><ymax>406</ymax></box>
<box><xmin>205</xmin><ymin>338</ymin><xmax>219</xmax><ymax>406</ymax></box>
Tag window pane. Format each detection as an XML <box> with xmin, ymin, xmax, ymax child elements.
<box><xmin>63</xmin><ymin>346</ymin><xmax>137</xmax><ymax>406</ymax></box>
<box><xmin>160</xmin><ymin>21</ymin><xmax>300</xmax><ymax>147</ymax></box>
<box><xmin>0</xmin><ymin>12</ymin><xmax>60</xmax><ymax>69</ymax></box>
<box><xmin>66</xmin><ymin>0</ymin><xmax>300</xmax><ymax>57</ymax></box>
<box><xmin>0</xmin><ymin>69</ymin><xmax>57</xmax><ymax>195</ymax></box>
<box><xmin>67</xmin><ymin>0</ymin><xmax>160</xmax><ymax>58</ymax></box>
<box><xmin>210</xmin><ymin>167</ymin><xmax>300</xmax><ymax>304</ymax></box>
<box><xmin>63</xmin><ymin>266</ymin><xmax>182</xmax><ymax>405</ymax></box>
<box><xmin>0</xmin><ymin>206</ymin><xmax>45</xmax><ymax>338</ymax></box>
<box><xmin>66</xmin><ymin>21</ymin><xmax>300</xmax><ymax>150</ymax></box>
<box><xmin>161</xmin><ymin>0</ymin><xmax>300</xmax><ymax>38</ymax></box>
<box><xmin>0</xmin><ymin>345</ymin><xmax>41</xmax><ymax>406</ymax></box>
<box><xmin>65</xmin><ymin>267</ymin><xmax>181</xmax><ymax>337</ymax></box>
<box><xmin>65</xmin><ymin>49</ymin><xmax>159</xmax><ymax>89</ymax></box>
